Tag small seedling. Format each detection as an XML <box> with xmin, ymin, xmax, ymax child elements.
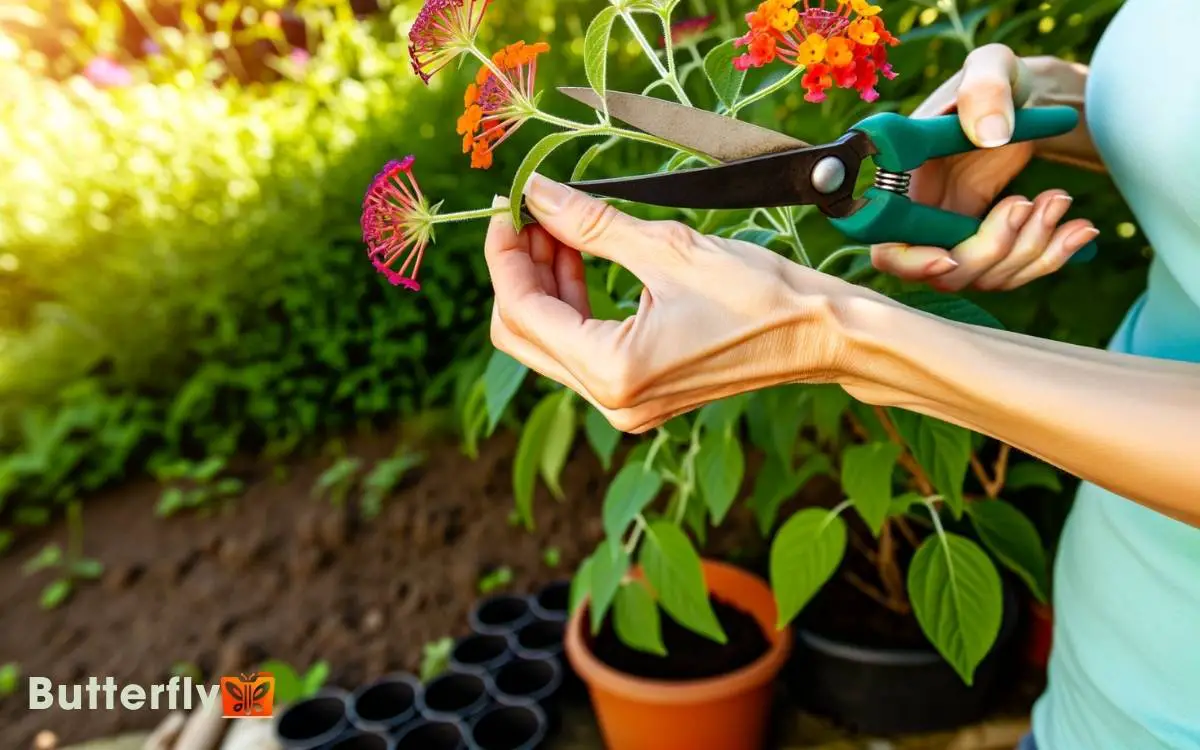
<box><xmin>361</xmin><ymin>449</ymin><xmax>426</xmax><ymax>519</ymax></box>
<box><xmin>542</xmin><ymin>546</ymin><xmax>561</xmax><ymax>568</ymax></box>
<box><xmin>313</xmin><ymin>457</ymin><xmax>363</xmax><ymax>508</ymax></box>
<box><xmin>478</xmin><ymin>566</ymin><xmax>513</xmax><ymax>594</ymax></box>
<box><xmin>153</xmin><ymin>457</ymin><xmax>244</xmax><ymax>518</ymax></box>
<box><xmin>420</xmin><ymin>637</ymin><xmax>454</xmax><ymax>682</ymax></box>
<box><xmin>22</xmin><ymin>502</ymin><xmax>103</xmax><ymax>609</ymax></box>
<box><xmin>0</xmin><ymin>662</ymin><xmax>20</xmax><ymax>698</ymax></box>
<box><xmin>257</xmin><ymin>659</ymin><xmax>330</xmax><ymax>704</ymax></box>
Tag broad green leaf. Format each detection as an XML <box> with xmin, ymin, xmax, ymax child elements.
<box><xmin>810</xmin><ymin>385</ymin><xmax>852</xmax><ymax>444</ymax></box>
<box><xmin>583</xmin><ymin>6</ymin><xmax>620</xmax><ymax>100</ymax></box>
<box><xmin>590</xmin><ymin>539</ymin><xmax>631</xmax><ymax>633</ymax></box>
<box><xmin>696</xmin><ymin>395</ymin><xmax>748</xmax><ymax>435</ymax></box>
<box><xmin>749</xmin><ymin>453</ymin><xmax>833</xmax><ymax>535</ymax></box>
<box><xmin>746</xmin><ymin>387</ymin><xmax>809</xmax><ymax>466</ymax></box>
<box><xmin>703</xmin><ymin>39</ymin><xmax>747</xmax><ymax>109</ymax></box>
<box><xmin>908</xmin><ymin>533</ymin><xmax>1004</xmax><ymax>685</ymax></box>
<box><xmin>681</xmin><ymin>491</ymin><xmax>708</xmax><ymax>546</ymax></box>
<box><xmin>540</xmin><ymin>392</ymin><xmax>577</xmax><ymax>499</ymax></box>
<box><xmin>570</xmin><ymin>554</ymin><xmax>595</xmax><ymax>615</ymax></box>
<box><xmin>892</xmin><ymin>291</ymin><xmax>1005</xmax><ymax>330</ymax></box>
<box><xmin>613</xmin><ymin>580</ymin><xmax>666</xmax><ymax>655</ymax></box>
<box><xmin>731</xmin><ymin>228</ymin><xmax>779</xmax><ymax>248</ymax></box>
<box><xmin>640</xmin><ymin>521</ymin><xmax>726</xmax><ymax>643</ymax></box>
<box><xmin>258</xmin><ymin>659</ymin><xmax>302</xmax><ymax>703</ymax></box>
<box><xmin>510</xmin><ymin>131</ymin><xmax>603</xmax><ymax>228</ymax></box>
<box><xmin>512</xmin><ymin>393</ymin><xmax>562</xmax><ymax>529</ymax></box>
<box><xmin>888</xmin><ymin>491</ymin><xmax>923</xmax><ymax>517</ymax></box>
<box><xmin>841</xmin><ymin>442</ymin><xmax>902</xmax><ymax>536</ymax></box>
<box><xmin>696</xmin><ymin>430</ymin><xmax>745</xmax><ymax>525</ymax></box>
<box><xmin>889</xmin><ymin>410</ymin><xmax>972</xmax><ymax>517</ymax></box>
<box><xmin>483</xmin><ymin>350</ymin><xmax>528</xmax><ymax>435</ymax></box>
<box><xmin>602</xmin><ymin>463</ymin><xmax>664</xmax><ymax>541</ymax></box>
<box><xmin>1005</xmin><ymin>462</ymin><xmax>1063</xmax><ymax>493</ymax></box>
<box><xmin>968</xmin><ymin>500</ymin><xmax>1049</xmax><ymax>602</ymax></box>
<box><xmin>584</xmin><ymin>407</ymin><xmax>621</xmax><ymax>470</ymax></box>
<box><xmin>770</xmin><ymin>508</ymin><xmax>847</xmax><ymax>629</ymax></box>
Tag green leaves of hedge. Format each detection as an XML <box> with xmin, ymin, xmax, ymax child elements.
<box><xmin>908</xmin><ymin>532</ymin><xmax>1003</xmax><ymax>685</ymax></box>
<box><xmin>770</xmin><ymin>508</ymin><xmax>847</xmax><ymax>629</ymax></box>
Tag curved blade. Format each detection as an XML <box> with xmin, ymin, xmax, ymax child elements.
<box><xmin>558</xmin><ymin>87</ymin><xmax>809</xmax><ymax>162</ymax></box>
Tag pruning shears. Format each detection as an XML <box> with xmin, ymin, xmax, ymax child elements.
<box><xmin>538</xmin><ymin>87</ymin><xmax>1097</xmax><ymax>263</ymax></box>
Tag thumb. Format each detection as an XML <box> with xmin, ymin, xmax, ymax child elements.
<box><xmin>523</xmin><ymin>173</ymin><xmax>659</xmax><ymax>278</ymax></box>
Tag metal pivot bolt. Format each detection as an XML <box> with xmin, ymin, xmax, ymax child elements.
<box><xmin>810</xmin><ymin>156</ymin><xmax>846</xmax><ymax>195</ymax></box>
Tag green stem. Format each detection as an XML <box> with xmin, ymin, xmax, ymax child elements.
<box><xmin>434</xmin><ymin>206</ymin><xmax>508</xmax><ymax>224</ymax></box>
<box><xmin>772</xmin><ymin>206</ymin><xmax>811</xmax><ymax>267</ymax></box>
<box><xmin>619</xmin><ymin>10</ymin><xmax>692</xmax><ymax>106</ymax></box>
<box><xmin>531</xmin><ymin>111</ymin><xmax>717</xmax><ymax>163</ymax></box>
<box><xmin>624</xmin><ymin>514</ymin><xmax>651</xmax><ymax>554</ymax></box>
<box><xmin>943</xmin><ymin>1</ymin><xmax>974</xmax><ymax>50</ymax></box>
<box><xmin>816</xmin><ymin>246</ymin><xmax>870</xmax><ymax>274</ymax></box>
<box><xmin>66</xmin><ymin>502</ymin><xmax>82</xmax><ymax>565</ymax></box>
<box><xmin>730</xmin><ymin>65</ymin><xmax>806</xmax><ymax>117</ymax></box>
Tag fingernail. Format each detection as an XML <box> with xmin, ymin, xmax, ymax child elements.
<box><xmin>975</xmin><ymin>113</ymin><xmax>1013</xmax><ymax>148</ymax></box>
<box><xmin>926</xmin><ymin>256</ymin><xmax>960</xmax><ymax>275</ymax></box>
<box><xmin>1043</xmin><ymin>194</ymin><xmax>1074</xmax><ymax>227</ymax></box>
<box><xmin>491</xmin><ymin>194</ymin><xmax>509</xmax><ymax>209</ymax></box>
<box><xmin>1067</xmin><ymin>226</ymin><xmax>1100</xmax><ymax>248</ymax></box>
<box><xmin>1007</xmin><ymin>200</ymin><xmax>1035</xmax><ymax>231</ymax></box>
<box><xmin>525</xmin><ymin>173</ymin><xmax>571</xmax><ymax>213</ymax></box>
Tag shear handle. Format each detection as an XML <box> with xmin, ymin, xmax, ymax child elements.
<box><xmin>853</xmin><ymin>107</ymin><xmax>1080</xmax><ymax>173</ymax></box>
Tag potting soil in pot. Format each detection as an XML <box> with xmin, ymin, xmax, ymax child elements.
<box><xmin>587</xmin><ymin>596</ymin><xmax>769</xmax><ymax>680</ymax></box>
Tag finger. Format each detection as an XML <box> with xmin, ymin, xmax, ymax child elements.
<box><xmin>1000</xmin><ymin>223</ymin><xmax>1099</xmax><ymax>290</ymax></box>
<box><xmin>911</xmin><ymin>68</ymin><xmax>964</xmax><ymax>119</ymax></box>
<box><xmin>957</xmin><ymin>44</ymin><xmax>1033</xmax><ymax>148</ymax></box>
<box><xmin>490</xmin><ymin>305</ymin><xmax>584</xmax><ymax>394</ymax></box>
<box><xmin>974</xmin><ymin>190</ymin><xmax>1073</xmax><ymax>289</ymax></box>
<box><xmin>870</xmin><ymin>243</ymin><xmax>960</xmax><ymax>281</ymax></box>
<box><xmin>529</xmin><ymin>225</ymin><xmax>559</xmax><ymax>296</ymax></box>
<box><xmin>523</xmin><ymin>173</ymin><xmax>664</xmax><ymax>279</ymax></box>
<box><xmin>928</xmin><ymin>195</ymin><xmax>1036</xmax><ymax>292</ymax></box>
<box><xmin>553</xmin><ymin>240</ymin><xmax>591</xmax><ymax>318</ymax></box>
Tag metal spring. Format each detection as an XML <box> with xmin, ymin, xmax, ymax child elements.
<box><xmin>874</xmin><ymin>169</ymin><xmax>911</xmax><ymax>195</ymax></box>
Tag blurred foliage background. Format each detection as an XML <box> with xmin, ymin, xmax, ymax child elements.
<box><xmin>0</xmin><ymin>0</ymin><xmax>1135</xmax><ymax>553</ymax></box>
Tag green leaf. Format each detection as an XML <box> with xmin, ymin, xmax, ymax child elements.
<box><xmin>841</xmin><ymin>442</ymin><xmax>902</xmax><ymax>536</ymax></box>
<box><xmin>1005</xmin><ymin>462</ymin><xmax>1063</xmax><ymax>493</ymax></box>
<box><xmin>613</xmin><ymin>580</ymin><xmax>666</xmax><ymax>655</ymax></box>
<box><xmin>40</xmin><ymin>578</ymin><xmax>72</xmax><ymax>609</ymax></box>
<box><xmin>703</xmin><ymin>39</ymin><xmax>747</xmax><ymax>109</ymax></box>
<box><xmin>540</xmin><ymin>392</ymin><xmax>577</xmax><ymax>499</ymax></box>
<box><xmin>302</xmin><ymin>661</ymin><xmax>330</xmax><ymax>695</ymax></box>
<box><xmin>584</xmin><ymin>407</ymin><xmax>621</xmax><ymax>471</ymax></box>
<box><xmin>72</xmin><ymin>558</ymin><xmax>104</xmax><ymax>580</ymax></box>
<box><xmin>696</xmin><ymin>395</ymin><xmax>747</xmax><ymax>435</ymax></box>
<box><xmin>570</xmin><ymin>554</ymin><xmax>595</xmax><ymax>616</ymax></box>
<box><xmin>258</xmin><ymin>659</ymin><xmax>303</xmax><ymax>703</ymax></box>
<box><xmin>810</xmin><ymin>385</ymin><xmax>852</xmax><ymax>444</ymax></box>
<box><xmin>968</xmin><ymin>500</ymin><xmax>1049</xmax><ymax>603</ymax></box>
<box><xmin>908</xmin><ymin>533</ymin><xmax>1004</xmax><ymax>685</ymax></box>
<box><xmin>572</xmin><ymin>140</ymin><xmax>609</xmax><ymax>181</ymax></box>
<box><xmin>512</xmin><ymin>393</ymin><xmax>564</xmax><ymax>530</ymax></box>
<box><xmin>770</xmin><ymin>508</ymin><xmax>847</xmax><ymax>629</ymax></box>
<box><xmin>510</xmin><ymin>131</ymin><xmax>603</xmax><ymax>229</ymax></box>
<box><xmin>590</xmin><ymin>539</ymin><xmax>631</xmax><ymax>633</ymax></box>
<box><xmin>731</xmin><ymin>228</ymin><xmax>779</xmax><ymax>248</ymax></box>
<box><xmin>892</xmin><ymin>291</ymin><xmax>1005</xmax><ymax>330</ymax></box>
<box><xmin>23</xmin><ymin>543</ymin><xmax>62</xmax><ymax>574</ymax></box>
<box><xmin>583</xmin><ymin>6</ymin><xmax>620</xmax><ymax>100</ymax></box>
<box><xmin>888</xmin><ymin>491</ymin><xmax>924</xmax><ymax>517</ymax></box>
<box><xmin>889</xmin><ymin>410</ymin><xmax>972</xmax><ymax>517</ymax></box>
<box><xmin>696</xmin><ymin>430</ymin><xmax>744</xmax><ymax>525</ymax></box>
<box><xmin>602</xmin><ymin>463</ymin><xmax>664</xmax><ymax>541</ymax></box>
<box><xmin>640</xmin><ymin>521</ymin><xmax>726</xmax><ymax>643</ymax></box>
<box><xmin>0</xmin><ymin>662</ymin><xmax>21</xmax><ymax>697</ymax></box>
<box><xmin>483</xmin><ymin>350</ymin><xmax>528</xmax><ymax>435</ymax></box>
<box><xmin>748</xmin><ymin>453</ymin><xmax>833</xmax><ymax>536</ymax></box>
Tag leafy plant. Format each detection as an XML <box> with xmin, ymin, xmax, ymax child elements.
<box><xmin>153</xmin><ymin>456</ymin><xmax>244</xmax><ymax>518</ymax></box>
<box><xmin>0</xmin><ymin>662</ymin><xmax>20</xmax><ymax>698</ymax></box>
<box><xmin>22</xmin><ymin>502</ymin><xmax>103</xmax><ymax>609</ymax></box>
<box><xmin>257</xmin><ymin>659</ymin><xmax>330</xmax><ymax>705</ymax></box>
<box><xmin>361</xmin><ymin>449</ymin><xmax>426</xmax><ymax>520</ymax></box>
<box><xmin>543</xmin><ymin>546</ymin><xmax>562</xmax><ymax>568</ymax></box>
<box><xmin>478</xmin><ymin>565</ymin><xmax>514</xmax><ymax>594</ymax></box>
<box><xmin>313</xmin><ymin>456</ymin><xmax>364</xmax><ymax>509</ymax></box>
<box><xmin>420</xmin><ymin>637</ymin><xmax>455</xmax><ymax>682</ymax></box>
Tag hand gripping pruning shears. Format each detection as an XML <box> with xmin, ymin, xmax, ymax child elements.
<box><xmin>542</xmin><ymin>87</ymin><xmax>1097</xmax><ymax>264</ymax></box>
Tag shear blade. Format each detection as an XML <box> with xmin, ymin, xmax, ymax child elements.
<box><xmin>557</xmin><ymin>87</ymin><xmax>809</xmax><ymax>162</ymax></box>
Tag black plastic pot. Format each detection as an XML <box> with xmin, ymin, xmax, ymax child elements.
<box><xmin>490</xmin><ymin>657</ymin><xmax>562</xmax><ymax>733</ymax></box>
<box><xmin>394</xmin><ymin>718</ymin><xmax>469</xmax><ymax>750</ymax></box>
<box><xmin>348</xmin><ymin>672</ymin><xmax>421</xmax><ymax>734</ymax></box>
<box><xmin>469</xmin><ymin>594</ymin><xmax>535</xmax><ymax>637</ymax></box>
<box><xmin>325</xmin><ymin>730</ymin><xmax>393</xmax><ymax>750</ymax></box>
<box><xmin>418</xmin><ymin>670</ymin><xmax>493</xmax><ymax>723</ymax></box>
<box><xmin>789</xmin><ymin>584</ymin><xmax>1020</xmax><ymax>734</ymax></box>
<box><xmin>528</xmin><ymin>581</ymin><xmax>570</xmax><ymax>623</ymax></box>
<box><xmin>509</xmin><ymin>619</ymin><xmax>565</xmax><ymax>662</ymax></box>
<box><xmin>273</xmin><ymin>689</ymin><xmax>350</xmax><ymax>750</ymax></box>
<box><xmin>450</xmin><ymin>633</ymin><xmax>514</xmax><ymax>675</ymax></box>
<box><xmin>467</xmin><ymin>703</ymin><xmax>548</xmax><ymax>750</ymax></box>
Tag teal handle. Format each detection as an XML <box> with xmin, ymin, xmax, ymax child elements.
<box><xmin>830</xmin><ymin>188</ymin><xmax>1097</xmax><ymax>264</ymax></box>
<box><xmin>852</xmin><ymin>107</ymin><xmax>1080</xmax><ymax>172</ymax></box>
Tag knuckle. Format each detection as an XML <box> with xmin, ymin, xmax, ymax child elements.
<box><xmin>651</xmin><ymin>220</ymin><xmax>699</xmax><ymax>257</ymax></box>
<box><xmin>588</xmin><ymin>357</ymin><xmax>640</xmax><ymax>411</ymax></box>
<box><xmin>574</xmin><ymin>198</ymin><xmax>623</xmax><ymax>248</ymax></box>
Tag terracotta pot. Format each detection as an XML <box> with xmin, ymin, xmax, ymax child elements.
<box><xmin>1025</xmin><ymin>600</ymin><xmax>1054</xmax><ymax>669</ymax></box>
<box><xmin>565</xmin><ymin>559</ymin><xmax>792</xmax><ymax>750</ymax></box>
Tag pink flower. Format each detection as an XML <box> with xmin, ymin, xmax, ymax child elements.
<box><xmin>361</xmin><ymin>156</ymin><xmax>438</xmax><ymax>291</ymax></box>
<box><xmin>660</xmin><ymin>15</ymin><xmax>715</xmax><ymax>47</ymax></box>
<box><xmin>82</xmin><ymin>57</ymin><xmax>133</xmax><ymax>88</ymax></box>
<box><xmin>408</xmin><ymin>0</ymin><xmax>492</xmax><ymax>84</ymax></box>
<box><xmin>289</xmin><ymin>49</ymin><xmax>311</xmax><ymax>68</ymax></box>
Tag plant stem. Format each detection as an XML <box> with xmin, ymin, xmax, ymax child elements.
<box><xmin>529</xmin><ymin>112</ymin><xmax>717</xmax><ymax>164</ymax></box>
<box><xmin>433</xmin><ymin>206</ymin><xmax>508</xmax><ymax>223</ymax></box>
<box><xmin>872</xmin><ymin>406</ymin><xmax>935</xmax><ymax>496</ymax></box>
<box><xmin>66</xmin><ymin>502</ymin><xmax>82</xmax><ymax>567</ymax></box>
<box><xmin>619</xmin><ymin>10</ymin><xmax>692</xmax><ymax>105</ymax></box>
<box><xmin>816</xmin><ymin>246</ymin><xmax>870</xmax><ymax>274</ymax></box>
<box><xmin>877</xmin><ymin>521</ymin><xmax>910</xmax><ymax>612</ymax></box>
<box><xmin>730</xmin><ymin>66</ymin><xmax>805</xmax><ymax>116</ymax></box>
<box><xmin>775</xmin><ymin>206</ymin><xmax>811</xmax><ymax>267</ymax></box>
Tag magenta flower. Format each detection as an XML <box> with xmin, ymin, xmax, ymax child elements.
<box><xmin>361</xmin><ymin>156</ymin><xmax>438</xmax><ymax>291</ymax></box>
<box><xmin>408</xmin><ymin>0</ymin><xmax>493</xmax><ymax>84</ymax></box>
<box><xmin>82</xmin><ymin>57</ymin><xmax>133</xmax><ymax>88</ymax></box>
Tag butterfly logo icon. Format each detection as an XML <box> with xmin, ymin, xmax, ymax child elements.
<box><xmin>220</xmin><ymin>672</ymin><xmax>275</xmax><ymax>718</ymax></box>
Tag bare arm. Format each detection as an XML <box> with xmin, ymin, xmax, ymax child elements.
<box><xmin>832</xmin><ymin>292</ymin><xmax>1200</xmax><ymax>526</ymax></box>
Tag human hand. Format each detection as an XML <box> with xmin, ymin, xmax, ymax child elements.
<box><xmin>870</xmin><ymin>44</ymin><xmax>1099</xmax><ymax>292</ymax></box>
<box><xmin>485</xmin><ymin>176</ymin><xmax>867</xmax><ymax>433</ymax></box>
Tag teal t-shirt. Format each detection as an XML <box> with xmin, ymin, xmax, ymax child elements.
<box><xmin>1031</xmin><ymin>0</ymin><xmax>1200</xmax><ymax>748</ymax></box>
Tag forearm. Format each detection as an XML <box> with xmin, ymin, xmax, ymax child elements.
<box><xmin>1024</xmin><ymin>55</ymin><xmax>1106</xmax><ymax>173</ymax></box>
<box><xmin>833</xmin><ymin>295</ymin><xmax>1200</xmax><ymax>526</ymax></box>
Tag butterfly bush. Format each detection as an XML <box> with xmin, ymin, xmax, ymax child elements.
<box><xmin>360</xmin><ymin>0</ymin><xmax>902</xmax><ymax>290</ymax></box>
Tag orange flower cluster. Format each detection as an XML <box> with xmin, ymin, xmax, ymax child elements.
<box><xmin>456</xmin><ymin>41</ymin><xmax>550</xmax><ymax>169</ymax></box>
<box><xmin>733</xmin><ymin>0</ymin><xmax>898</xmax><ymax>103</ymax></box>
